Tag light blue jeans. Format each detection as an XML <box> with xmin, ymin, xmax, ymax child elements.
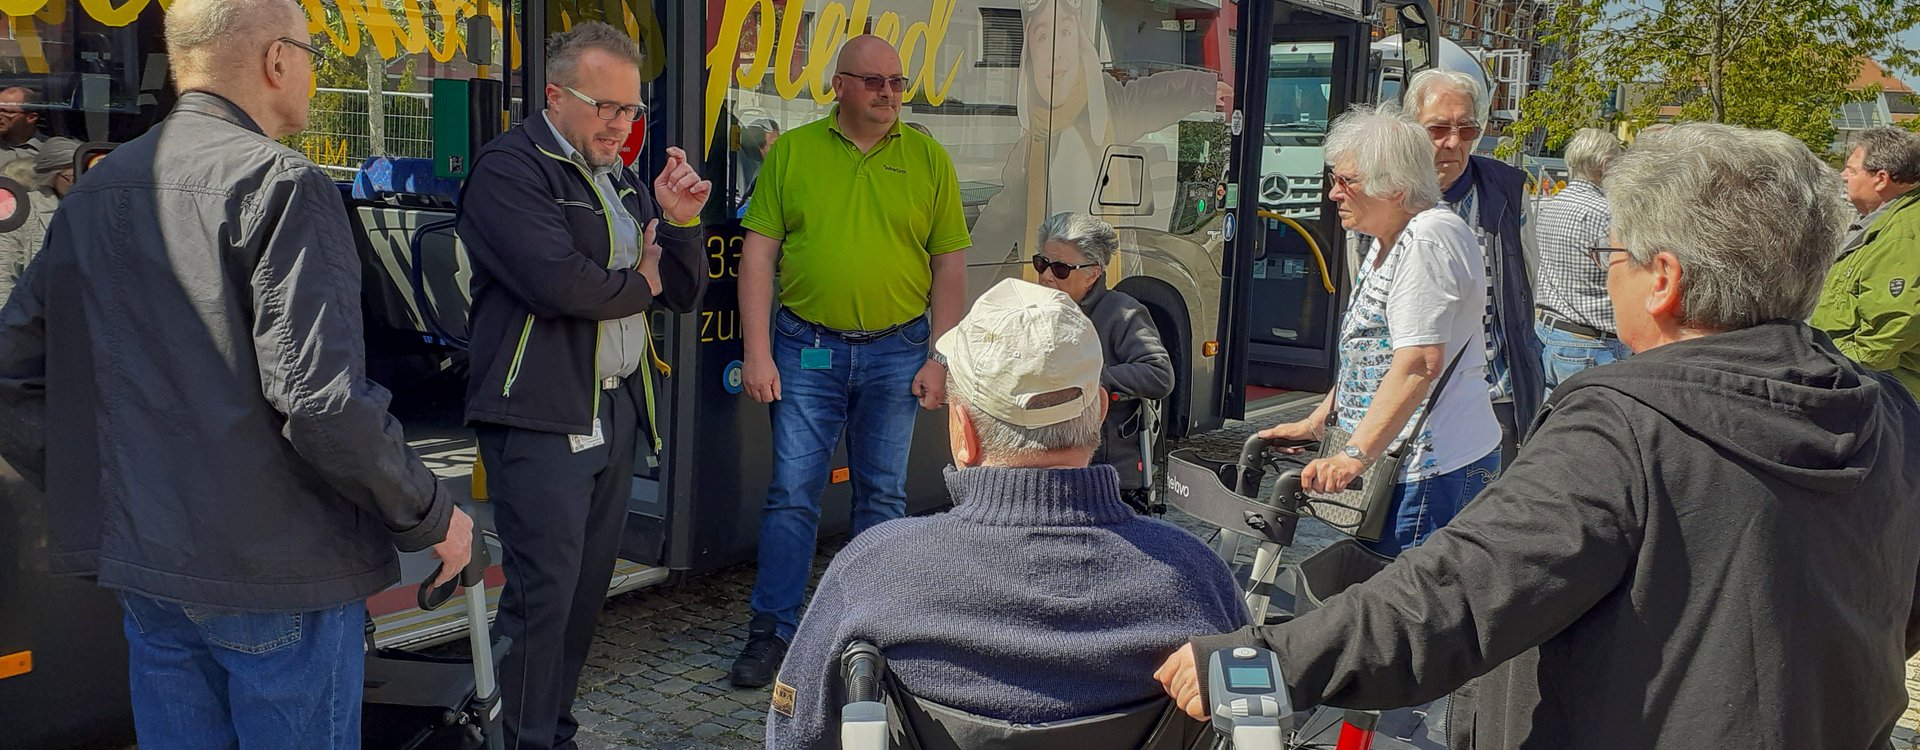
<box><xmin>1537</xmin><ymin>320</ymin><xmax>1634</xmax><ymax>394</ymax></box>
<box><xmin>1363</xmin><ymin>450</ymin><xmax>1502</xmax><ymax>558</ymax></box>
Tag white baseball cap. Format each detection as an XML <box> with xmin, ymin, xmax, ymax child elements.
<box><xmin>936</xmin><ymin>279</ymin><xmax>1103</xmax><ymax>429</ymax></box>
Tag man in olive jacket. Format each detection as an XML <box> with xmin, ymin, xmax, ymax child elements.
<box><xmin>1813</xmin><ymin>126</ymin><xmax>1920</xmax><ymax>398</ymax></box>
<box><xmin>454</xmin><ymin>22</ymin><xmax>710</xmax><ymax>750</ymax></box>
<box><xmin>1156</xmin><ymin>124</ymin><xmax>1920</xmax><ymax>749</ymax></box>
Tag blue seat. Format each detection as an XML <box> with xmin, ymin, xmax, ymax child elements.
<box><xmin>353</xmin><ymin>157</ymin><xmax>463</xmax><ymax>208</ymax></box>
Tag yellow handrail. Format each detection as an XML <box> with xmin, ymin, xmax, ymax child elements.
<box><xmin>1254</xmin><ymin>210</ymin><xmax>1336</xmax><ymax>294</ymax></box>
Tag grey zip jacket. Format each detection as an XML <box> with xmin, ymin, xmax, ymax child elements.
<box><xmin>0</xmin><ymin>92</ymin><xmax>452</xmax><ymax>612</ymax></box>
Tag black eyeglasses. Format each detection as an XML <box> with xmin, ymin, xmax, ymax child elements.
<box><xmin>1587</xmin><ymin>246</ymin><xmax>1630</xmax><ymax>270</ymax></box>
<box><xmin>277</xmin><ymin>37</ymin><xmax>322</xmax><ymax>57</ymax></box>
<box><xmin>1032</xmin><ymin>254</ymin><xmax>1099</xmax><ymax>280</ymax></box>
<box><xmin>1424</xmin><ymin>123</ymin><xmax>1482</xmax><ymax>142</ymax></box>
<box><xmin>837</xmin><ymin>72</ymin><xmax>910</xmax><ymax>93</ymax></box>
<box><xmin>562</xmin><ymin>85</ymin><xmax>648</xmax><ymax>123</ymax></box>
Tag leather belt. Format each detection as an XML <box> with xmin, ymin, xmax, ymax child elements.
<box><xmin>1535</xmin><ymin>307</ymin><xmax>1615</xmax><ymax>340</ymax></box>
<box><xmin>601</xmin><ymin>376</ymin><xmax>624</xmax><ymax>390</ymax></box>
<box><xmin>791</xmin><ymin>311</ymin><xmax>923</xmax><ymax>345</ymax></box>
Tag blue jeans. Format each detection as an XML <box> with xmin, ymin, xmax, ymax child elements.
<box><xmin>1537</xmin><ymin>320</ymin><xmax>1633</xmax><ymax>394</ymax></box>
<box><xmin>752</xmin><ymin>308</ymin><xmax>929</xmax><ymax>640</ymax></box>
<box><xmin>118</xmin><ymin>592</ymin><xmax>366</xmax><ymax>749</ymax></box>
<box><xmin>1363</xmin><ymin>450</ymin><xmax>1501</xmax><ymax>557</ymax></box>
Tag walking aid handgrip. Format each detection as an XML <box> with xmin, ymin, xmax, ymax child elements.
<box><xmin>418</xmin><ymin>523</ymin><xmax>491</xmax><ymax>612</ymax></box>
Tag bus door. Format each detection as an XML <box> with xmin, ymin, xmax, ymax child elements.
<box><xmin>1215</xmin><ymin>0</ymin><xmax>1371</xmax><ymax>417</ymax></box>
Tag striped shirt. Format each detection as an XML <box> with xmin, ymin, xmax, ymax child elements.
<box><xmin>1445</xmin><ymin>187</ymin><xmax>1512</xmax><ymax>402</ymax></box>
<box><xmin>1531</xmin><ymin>180</ymin><xmax>1616</xmax><ymax>333</ymax></box>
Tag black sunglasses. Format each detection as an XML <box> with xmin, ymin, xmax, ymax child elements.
<box><xmin>1032</xmin><ymin>254</ymin><xmax>1099</xmax><ymax>280</ymax></box>
<box><xmin>837</xmin><ymin>72</ymin><xmax>910</xmax><ymax>93</ymax></box>
<box><xmin>1587</xmin><ymin>246</ymin><xmax>1630</xmax><ymax>270</ymax></box>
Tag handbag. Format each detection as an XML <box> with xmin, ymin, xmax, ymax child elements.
<box><xmin>1309</xmin><ymin>349</ymin><xmax>1465</xmax><ymax>542</ymax></box>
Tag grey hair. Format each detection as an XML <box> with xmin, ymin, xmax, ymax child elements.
<box><xmin>546</xmin><ymin>22</ymin><xmax>641</xmax><ymax>87</ymax></box>
<box><xmin>1604</xmin><ymin>123</ymin><xmax>1847</xmax><ymax>330</ymax></box>
<box><xmin>959</xmin><ymin>397</ymin><xmax>1104</xmax><ymax>460</ymax></box>
<box><xmin>1324</xmin><ymin>103</ymin><xmax>1442</xmax><ymax>213</ymax></box>
<box><xmin>165</xmin><ymin>0</ymin><xmax>300</xmax><ymax>85</ymax></box>
<box><xmin>1564</xmin><ymin>128</ymin><xmax>1621</xmax><ymax>184</ymax></box>
<box><xmin>1849</xmin><ymin>127</ymin><xmax>1920</xmax><ymax>183</ymax></box>
<box><xmin>1405</xmin><ymin>69</ymin><xmax>1487</xmax><ymax>125</ymax></box>
<box><xmin>1036</xmin><ymin>212</ymin><xmax>1118</xmax><ymax>268</ymax></box>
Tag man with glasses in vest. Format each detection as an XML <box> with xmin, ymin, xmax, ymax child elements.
<box><xmin>454</xmin><ymin>22</ymin><xmax>710</xmax><ymax>750</ymax></box>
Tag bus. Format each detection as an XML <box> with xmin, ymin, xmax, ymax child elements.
<box><xmin>0</xmin><ymin>0</ymin><xmax>1434</xmax><ymax>745</ymax></box>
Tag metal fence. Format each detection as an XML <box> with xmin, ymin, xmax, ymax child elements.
<box><xmin>298</xmin><ymin>87</ymin><xmax>435</xmax><ymax>178</ymax></box>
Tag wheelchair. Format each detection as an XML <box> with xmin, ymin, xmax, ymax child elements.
<box><xmin>829</xmin><ymin>433</ymin><xmax>1437</xmax><ymax>750</ymax></box>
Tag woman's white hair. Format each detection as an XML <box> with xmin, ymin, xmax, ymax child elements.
<box><xmin>1036</xmin><ymin>212</ymin><xmax>1119</xmax><ymax>268</ymax></box>
<box><xmin>1564</xmin><ymin>128</ymin><xmax>1622</xmax><ymax>184</ymax></box>
<box><xmin>1405</xmin><ymin>69</ymin><xmax>1488</xmax><ymax>125</ymax></box>
<box><xmin>1604</xmin><ymin>123</ymin><xmax>1847</xmax><ymax>330</ymax></box>
<box><xmin>1324</xmin><ymin>103</ymin><xmax>1442</xmax><ymax>213</ymax></box>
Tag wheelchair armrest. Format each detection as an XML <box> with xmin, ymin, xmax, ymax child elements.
<box><xmin>841</xmin><ymin>641</ymin><xmax>889</xmax><ymax>750</ymax></box>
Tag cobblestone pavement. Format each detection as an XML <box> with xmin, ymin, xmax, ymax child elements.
<box><xmin>532</xmin><ymin>405</ymin><xmax>1920</xmax><ymax>749</ymax></box>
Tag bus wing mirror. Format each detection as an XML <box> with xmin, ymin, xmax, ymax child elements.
<box><xmin>1388</xmin><ymin>0</ymin><xmax>1438</xmax><ymax>76</ymax></box>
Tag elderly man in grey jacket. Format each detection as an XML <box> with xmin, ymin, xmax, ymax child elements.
<box><xmin>0</xmin><ymin>0</ymin><xmax>471</xmax><ymax>745</ymax></box>
<box><xmin>1031</xmin><ymin>212</ymin><xmax>1176</xmax><ymax>513</ymax></box>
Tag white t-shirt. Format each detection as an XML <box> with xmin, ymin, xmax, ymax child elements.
<box><xmin>1333</xmin><ymin>207</ymin><xmax>1502</xmax><ymax>482</ymax></box>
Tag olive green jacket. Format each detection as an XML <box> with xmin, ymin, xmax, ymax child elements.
<box><xmin>1812</xmin><ymin>191</ymin><xmax>1920</xmax><ymax>399</ymax></box>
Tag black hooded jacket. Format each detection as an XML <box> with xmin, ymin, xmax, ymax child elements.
<box><xmin>1195</xmin><ymin>321</ymin><xmax>1920</xmax><ymax>749</ymax></box>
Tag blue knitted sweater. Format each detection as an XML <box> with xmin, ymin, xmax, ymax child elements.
<box><xmin>764</xmin><ymin>464</ymin><xmax>1250</xmax><ymax>750</ymax></box>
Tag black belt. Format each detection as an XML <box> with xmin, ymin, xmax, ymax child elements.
<box><xmin>787</xmin><ymin>310</ymin><xmax>922</xmax><ymax>345</ymax></box>
<box><xmin>1535</xmin><ymin>307</ymin><xmax>1615</xmax><ymax>340</ymax></box>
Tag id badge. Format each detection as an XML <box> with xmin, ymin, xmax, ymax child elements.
<box><xmin>568</xmin><ymin>419</ymin><xmax>605</xmax><ymax>453</ymax></box>
<box><xmin>800</xmin><ymin>347</ymin><xmax>833</xmax><ymax>370</ymax></box>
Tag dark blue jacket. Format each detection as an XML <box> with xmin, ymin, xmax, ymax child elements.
<box><xmin>1460</xmin><ymin>155</ymin><xmax>1545</xmax><ymax>433</ymax></box>
<box><xmin>456</xmin><ymin>119</ymin><xmax>707</xmax><ymax>436</ymax></box>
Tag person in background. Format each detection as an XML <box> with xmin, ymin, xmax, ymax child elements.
<box><xmin>733</xmin><ymin>34</ymin><xmax>970</xmax><ymax>688</ymax></box>
<box><xmin>1812</xmin><ymin>127</ymin><xmax>1920</xmax><ymax>398</ymax></box>
<box><xmin>1532</xmin><ymin>128</ymin><xmax>1628</xmax><ymax>393</ymax></box>
<box><xmin>1405</xmin><ymin>69</ymin><xmax>1543</xmax><ymax>464</ymax></box>
<box><xmin>0</xmin><ymin>0</ymin><xmax>472</xmax><ymax>744</ymax></box>
<box><xmin>1157</xmin><ymin>122</ymin><xmax>1920</xmax><ymax>750</ymax></box>
<box><xmin>735</xmin><ymin>117</ymin><xmax>779</xmax><ymax>217</ymax></box>
<box><xmin>454</xmin><ymin>21</ymin><xmax>711</xmax><ymax>749</ymax></box>
<box><xmin>0</xmin><ymin>87</ymin><xmax>47</xmax><ymax>167</ymax></box>
<box><xmin>1257</xmin><ymin>105</ymin><xmax>1500</xmax><ymax>558</ymax></box>
<box><xmin>767</xmin><ymin>279</ymin><xmax>1247</xmax><ymax>750</ymax></box>
<box><xmin>1032</xmin><ymin>211</ymin><xmax>1174</xmax><ymax>513</ymax></box>
<box><xmin>0</xmin><ymin>138</ymin><xmax>76</xmax><ymax>302</ymax></box>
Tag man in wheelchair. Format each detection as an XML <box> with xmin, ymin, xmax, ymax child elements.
<box><xmin>765</xmin><ymin>280</ymin><xmax>1249</xmax><ymax>750</ymax></box>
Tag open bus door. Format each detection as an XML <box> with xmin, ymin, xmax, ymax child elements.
<box><xmin>1214</xmin><ymin>0</ymin><xmax>1436</xmax><ymax>419</ymax></box>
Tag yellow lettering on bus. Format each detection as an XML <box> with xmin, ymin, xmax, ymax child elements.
<box><xmin>704</xmin><ymin>0</ymin><xmax>963</xmax><ymax>154</ymax></box>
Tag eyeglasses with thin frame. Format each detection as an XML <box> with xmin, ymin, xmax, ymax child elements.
<box><xmin>277</xmin><ymin>37</ymin><xmax>322</xmax><ymax>58</ymax></box>
<box><xmin>1587</xmin><ymin>245</ymin><xmax>1630</xmax><ymax>271</ymax></box>
<box><xmin>1031</xmin><ymin>254</ymin><xmax>1099</xmax><ymax>280</ymax></box>
<box><xmin>1424</xmin><ymin>122</ymin><xmax>1483</xmax><ymax>142</ymax></box>
<box><xmin>1329</xmin><ymin>171</ymin><xmax>1362</xmax><ymax>195</ymax></box>
<box><xmin>562</xmin><ymin>85</ymin><xmax>648</xmax><ymax>123</ymax></box>
<box><xmin>836</xmin><ymin>72</ymin><xmax>910</xmax><ymax>93</ymax></box>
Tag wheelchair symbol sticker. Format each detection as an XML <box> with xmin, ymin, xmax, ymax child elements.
<box><xmin>724</xmin><ymin>360</ymin><xmax>744</xmax><ymax>394</ymax></box>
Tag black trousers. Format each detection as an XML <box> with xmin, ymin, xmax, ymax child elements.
<box><xmin>1492</xmin><ymin>401</ymin><xmax>1520</xmax><ymax>467</ymax></box>
<box><xmin>477</xmin><ymin>387</ymin><xmax>639</xmax><ymax>750</ymax></box>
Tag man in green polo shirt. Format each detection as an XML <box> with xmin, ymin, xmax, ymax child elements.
<box><xmin>730</xmin><ymin>34</ymin><xmax>970</xmax><ymax>688</ymax></box>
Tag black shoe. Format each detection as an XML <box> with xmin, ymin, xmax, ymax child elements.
<box><xmin>730</xmin><ymin>614</ymin><xmax>789</xmax><ymax>688</ymax></box>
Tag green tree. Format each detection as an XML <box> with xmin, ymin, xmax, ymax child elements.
<box><xmin>1499</xmin><ymin>0</ymin><xmax>1920</xmax><ymax>156</ymax></box>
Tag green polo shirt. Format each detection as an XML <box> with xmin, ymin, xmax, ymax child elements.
<box><xmin>742</xmin><ymin>107</ymin><xmax>971</xmax><ymax>331</ymax></box>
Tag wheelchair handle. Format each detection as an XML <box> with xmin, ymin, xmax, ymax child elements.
<box><xmin>842</xmin><ymin>642</ymin><xmax>884</xmax><ymax>704</ymax></box>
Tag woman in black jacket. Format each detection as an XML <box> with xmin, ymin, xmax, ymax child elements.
<box><xmin>1032</xmin><ymin>211</ymin><xmax>1175</xmax><ymax>513</ymax></box>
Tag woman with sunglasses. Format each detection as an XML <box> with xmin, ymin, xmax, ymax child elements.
<box><xmin>1033</xmin><ymin>211</ymin><xmax>1175</xmax><ymax>514</ymax></box>
<box><xmin>1258</xmin><ymin>105</ymin><xmax>1501</xmax><ymax>557</ymax></box>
